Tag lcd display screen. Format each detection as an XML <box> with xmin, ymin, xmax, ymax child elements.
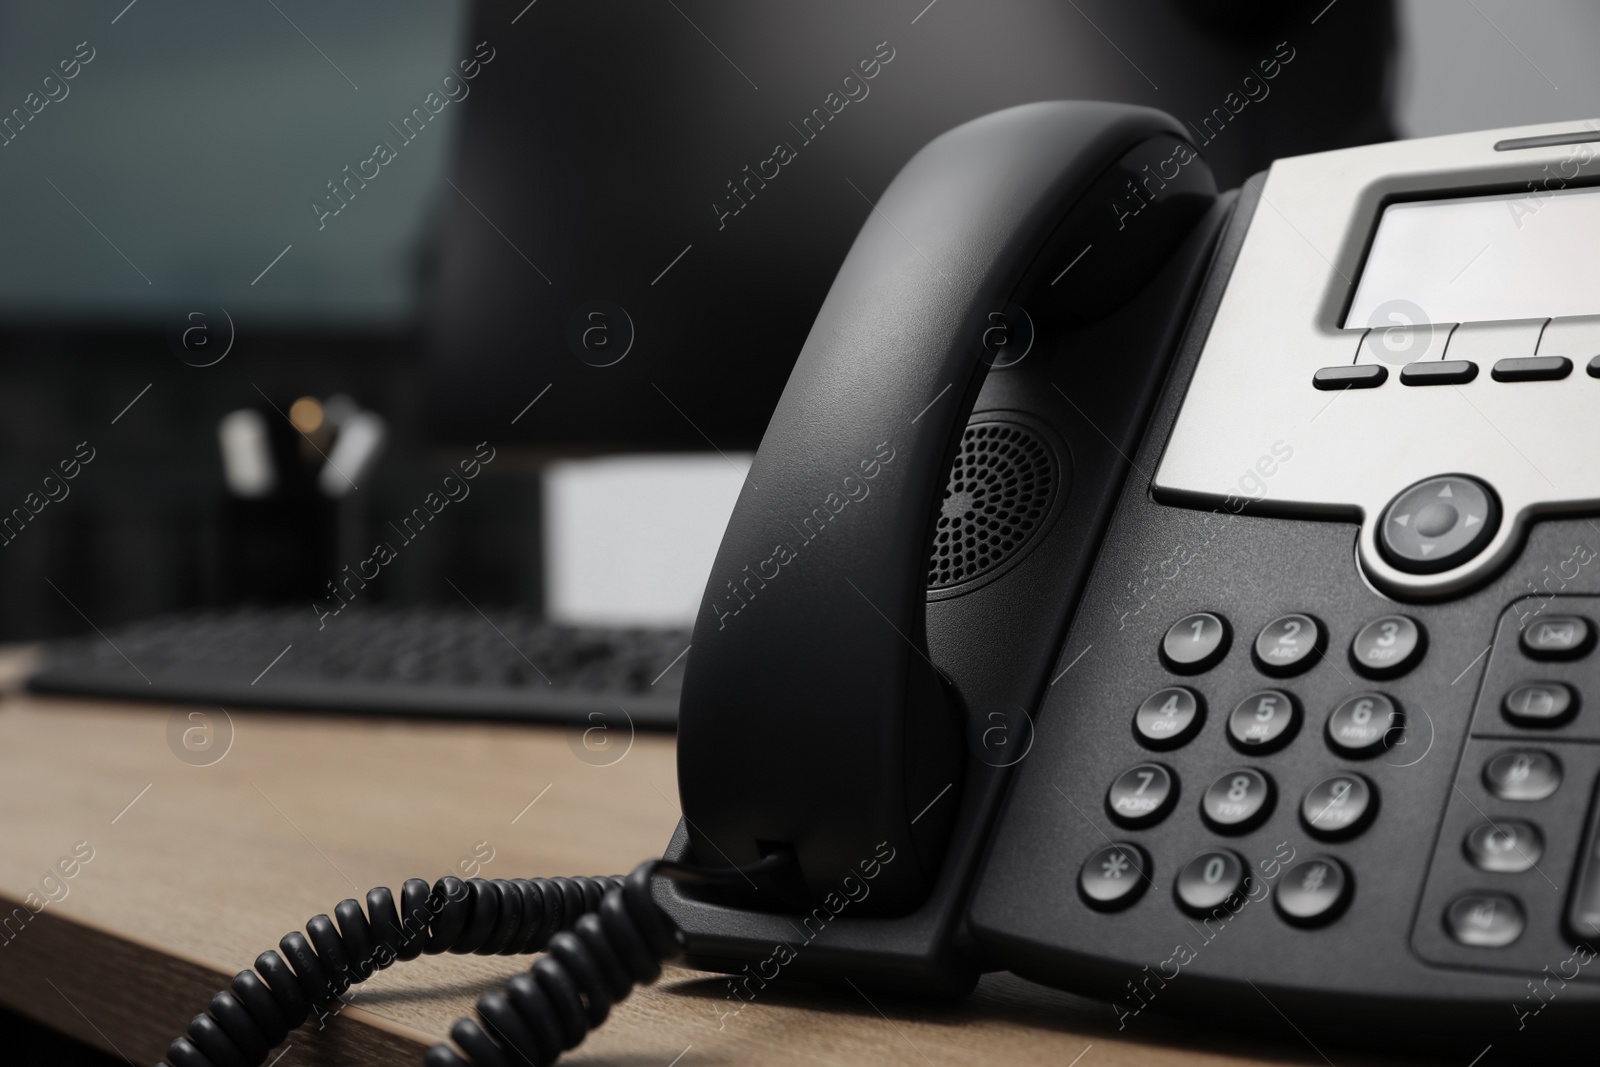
<box><xmin>1345</xmin><ymin>185</ymin><xmax>1600</xmax><ymax>327</ymax></box>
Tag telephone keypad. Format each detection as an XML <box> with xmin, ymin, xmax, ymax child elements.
<box><xmin>1274</xmin><ymin>855</ymin><xmax>1351</xmax><ymax>927</ymax></box>
<box><xmin>1501</xmin><ymin>681</ymin><xmax>1577</xmax><ymax>728</ymax></box>
<box><xmin>1160</xmin><ymin>612</ymin><xmax>1230</xmax><ymax>674</ymax></box>
<box><xmin>1519</xmin><ymin>614</ymin><xmax>1595</xmax><ymax>660</ymax></box>
<box><xmin>1200</xmin><ymin>768</ymin><xmax>1274</xmax><ymax>833</ymax></box>
<box><xmin>1325</xmin><ymin>692</ymin><xmax>1404</xmax><ymax>757</ymax></box>
<box><xmin>1226</xmin><ymin>689</ymin><xmax>1300</xmax><ymax>753</ymax></box>
<box><xmin>1300</xmin><ymin>773</ymin><xmax>1376</xmax><ymax>841</ymax></box>
<box><xmin>1251</xmin><ymin>614</ymin><xmax>1325</xmax><ymax>677</ymax></box>
<box><xmin>1078</xmin><ymin>843</ymin><xmax>1149</xmax><ymax>911</ymax></box>
<box><xmin>1463</xmin><ymin>819</ymin><xmax>1542</xmax><ymax>873</ymax></box>
<box><xmin>1105</xmin><ymin>763</ymin><xmax>1177</xmax><ymax>827</ymax></box>
<box><xmin>1133</xmin><ymin>686</ymin><xmax>1204</xmax><ymax>750</ymax></box>
<box><xmin>1174</xmin><ymin>849</ymin><xmax>1247</xmax><ymax>916</ymax></box>
<box><xmin>1483</xmin><ymin>749</ymin><xmax>1561</xmax><ymax>801</ymax></box>
<box><xmin>1445</xmin><ymin>893</ymin><xmax>1524</xmax><ymax>948</ymax></box>
<box><xmin>1349</xmin><ymin>614</ymin><xmax>1426</xmax><ymax>678</ymax></box>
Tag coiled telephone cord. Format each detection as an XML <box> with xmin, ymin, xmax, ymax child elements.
<box><xmin>159</xmin><ymin>853</ymin><xmax>788</xmax><ymax>1067</ymax></box>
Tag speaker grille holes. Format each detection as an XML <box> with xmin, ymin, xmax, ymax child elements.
<box><xmin>927</xmin><ymin>419</ymin><xmax>1057</xmax><ymax>591</ymax></box>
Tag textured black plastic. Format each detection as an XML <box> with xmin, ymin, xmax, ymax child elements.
<box><xmin>657</xmin><ymin>177</ymin><xmax>1230</xmax><ymax>999</ymax></box>
<box><xmin>676</xmin><ymin>102</ymin><xmax>1209</xmax><ymax>913</ymax></box>
<box><xmin>968</xmin><ymin>178</ymin><xmax>1600</xmax><ymax>1053</ymax></box>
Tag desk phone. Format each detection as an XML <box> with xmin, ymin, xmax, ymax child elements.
<box><xmin>161</xmin><ymin>106</ymin><xmax>1600</xmax><ymax>1065</ymax></box>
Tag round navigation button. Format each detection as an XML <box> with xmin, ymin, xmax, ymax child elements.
<box><xmin>1252</xmin><ymin>614</ymin><xmax>1325</xmax><ymax>677</ymax></box>
<box><xmin>1274</xmin><ymin>855</ymin><xmax>1351</xmax><ymax>927</ymax></box>
<box><xmin>1378</xmin><ymin>475</ymin><xmax>1500</xmax><ymax>575</ymax></box>
<box><xmin>1349</xmin><ymin>615</ymin><xmax>1426</xmax><ymax>679</ymax></box>
<box><xmin>1201</xmin><ymin>768</ymin><xmax>1275</xmax><ymax>833</ymax></box>
<box><xmin>1502</xmin><ymin>682</ymin><xmax>1577</xmax><ymax>728</ymax></box>
<box><xmin>1521</xmin><ymin>615</ymin><xmax>1596</xmax><ymax>661</ymax></box>
<box><xmin>1133</xmin><ymin>687</ymin><xmax>1205</xmax><ymax>750</ymax></box>
<box><xmin>1300</xmin><ymin>773</ymin><xmax>1377</xmax><ymax>840</ymax></box>
<box><xmin>1175</xmin><ymin>849</ymin><xmax>1248</xmax><ymax>916</ymax></box>
<box><xmin>1445</xmin><ymin>892</ymin><xmax>1525</xmax><ymax>948</ymax></box>
<box><xmin>1160</xmin><ymin>612</ymin><xmax>1230</xmax><ymax>674</ymax></box>
<box><xmin>1483</xmin><ymin>749</ymin><xmax>1562</xmax><ymax>801</ymax></box>
<box><xmin>1227</xmin><ymin>690</ymin><xmax>1301</xmax><ymax>753</ymax></box>
<box><xmin>1464</xmin><ymin>819</ymin><xmax>1543</xmax><ymax>874</ymax></box>
<box><xmin>1325</xmin><ymin>693</ymin><xmax>1404</xmax><ymax>757</ymax></box>
<box><xmin>1079</xmin><ymin>842</ymin><xmax>1150</xmax><ymax>911</ymax></box>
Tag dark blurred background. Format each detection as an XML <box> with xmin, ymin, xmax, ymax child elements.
<box><xmin>0</xmin><ymin>0</ymin><xmax>1595</xmax><ymax>642</ymax></box>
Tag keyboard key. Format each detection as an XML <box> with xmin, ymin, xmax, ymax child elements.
<box><xmin>1105</xmin><ymin>763</ymin><xmax>1177</xmax><ymax>828</ymax></box>
<box><xmin>1132</xmin><ymin>687</ymin><xmax>1204</xmax><ymax>750</ymax></box>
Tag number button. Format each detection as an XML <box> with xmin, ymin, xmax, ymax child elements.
<box><xmin>1300</xmin><ymin>773</ymin><xmax>1377</xmax><ymax>840</ymax></box>
<box><xmin>1227</xmin><ymin>690</ymin><xmax>1301</xmax><ymax>753</ymax></box>
<box><xmin>1464</xmin><ymin>820</ymin><xmax>1543</xmax><ymax>873</ymax></box>
<box><xmin>1274</xmin><ymin>855</ymin><xmax>1351</xmax><ymax>927</ymax></box>
<box><xmin>1175</xmin><ymin>849</ymin><xmax>1248</xmax><ymax>916</ymax></box>
<box><xmin>1252</xmin><ymin>614</ymin><xmax>1325</xmax><ymax>677</ymax></box>
<box><xmin>1105</xmin><ymin>763</ymin><xmax>1178</xmax><ymax>827</ymax></box>
<box><xmin>1079</xmin><ymin>842</ymin><xmax>1150</xmax><ymax>911</ymax></box>
<box><xmin>1133</xmin><ymin>687</ymin><xmax>1204</xmax><ymax>750</ymax></box>
<box><xmin>1200</xmin><ymin>768</ymin><xmax>1274</xmax><ymax>833</ymax></box>
<box><xmin>1160</xmin><ymin>612</ymin><xmax>1231</xmax><ymax>674</ymax></box>
<box><xmin>1445</xmin><ymin>892</ymin><xmax>1524</xmax><ymax>947</ymax></box>
<box><xmin>1483</xmin><ymin>749</ymin><xmax>1562</xmax><ymax>801</ymax></box>
<box><xmin>1502</xmin><ymin>682</ymin><xmax>1577</xmax><ymax>728</ymax></box>
<box><xmin>1349</xmin><ymin>615</ymin><xmax>1426</xmax><ymax>679</ymax></box>
<box><xmin>1325</xmin><ymin>693</ymin><xmax>1404</xmax><ymax>757</ymax></box>
<box><xmin>1520</xmin><ymin>615</ymin><xmax>1594</xmax><ymax>661</ymax></box>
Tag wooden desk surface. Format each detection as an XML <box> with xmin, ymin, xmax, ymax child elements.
<box><xmin>0</xmin><ymin>648</ymin><xmax>1409</xmax><ymax>1067</ymax></box>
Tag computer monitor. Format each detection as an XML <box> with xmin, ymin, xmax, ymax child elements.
<box><xmin>424</xmin><ymin>0</ymin><xmax>1398</xmax><ymax>450</ymax></box>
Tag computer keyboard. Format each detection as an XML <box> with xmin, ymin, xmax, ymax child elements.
<box><xmin>27</xmin><ymin>607</ymin><xmax>690</xmax><ymax>726</ymax></box>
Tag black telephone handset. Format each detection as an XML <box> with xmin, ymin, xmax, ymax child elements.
<box><xmin>676</xmin><ymin>101</ymin><xmax>1218</xmax><ymax>914</ymax></box>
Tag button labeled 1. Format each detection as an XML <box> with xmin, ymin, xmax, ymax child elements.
<box><xmin>1161</xmin><ymin>612</ymin><xmax>1230</xmax><ymax>674</ymax></box>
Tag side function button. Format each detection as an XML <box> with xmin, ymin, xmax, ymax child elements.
<box><xmin>1400</xmin><ymin>359</ymin><xmax>1477</xmax><ymax>385</ymax></box>
<box><xmin>1312</xmin><ymin>364</ymin><xmax>1386</xmax><ymax>390</ymax></box>
<box><xmin>1106</xmin><ymin>763</ymin><xmax>1177</xmax><ymax>827</ymax></box>
<box><xmin>1275</xmin><ymin>855</ymin><xmax>1351</xmax><ymax>927</ymax></box>
<box><xmin>1484</xmin><ymin>749</ymin><xmax>1562</xmax><ymax>801</ymax></box>
<box><xmin>1133</xmin><ymin>687</ymin><xmax>1205</xmax><ymax>750</ymax></box>
<box><xmin>1175</xmin><ymin>849</ymin><xmax>1248</xmax><ymax>916</ymax></box>
<box><xmin>1201</xmin><ymin>768</ymin><xmax>1274</xmax><ymax>833</ymax></box>
<box><xmin>1227</xmin><ymin>690</ymin><xmax>1300</xmax><ymax>753</ymax></box>
<box><xmin>1349</xmin><ymin>615</ymin><xmax>1427</xmax><ymax>679</ymax></box>
<box><xmin>1079</xmin><ymin>842</ymin><xmax>1149</xmax><ymax>911</ymax></box>
<box><xmin>1464</xmin><ymin>820</ymin><xmax>1543</xmax><ymax>874</ymax></box>
<box><xmin>1521</xmin><ymin>615</ymin><xmax>1595</xmax><ymax>661</ymax></box>
<box><xmin>1300</xmin><ymin>774</ymin><xmax>1377</xmax><ymax>840</ymax></box>
<box><xmin>1378</xmin><ymin>476</ymin><xmax>1499</xmax><ymax>575</ymax></box>
<box><xmin>1502</xmin><ymin>682</ymin><xmax>1578</xmax><ymax>728</ymax></box>
<box><xmin>1446</xmin><ymin>893</ymin><xmax>1525</xmax><ymax>947</ymax></box>
<box><xmin>1566</xmin><ymin>783</ymin><xmax>1600</xmax><ymax>939</ymax></box>
<box><xmin>1325</xmin><ymin>693</ymin><xmax>1404</xmax><ymax>757</ymax></box>
<box><xmin>1160</xmin><ymin>612</ymin><xmax>1230</xmax><ymax>674</ymax></box>
<box><xmin>1590</xmin><ymin>354</ymin><xmax>1600</xmax><ymax>379</ymax></box>
<box><xmin>1252</xmin><ymin>614</ymin><xmax>1325</xmax><ymax>677</ymax></box>
<box><xmin>1492</xmin><ymin>355</ymin><xmax>1571</xmax><ymax>382</ymax></box>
